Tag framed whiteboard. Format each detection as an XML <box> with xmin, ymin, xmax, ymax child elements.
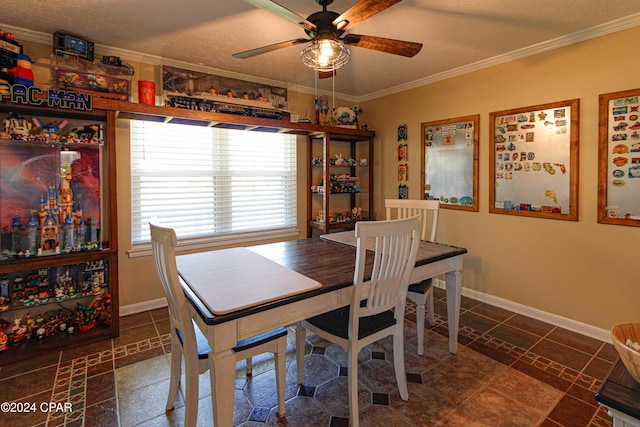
<box><xmin>489</xmin><ymin>99</ymin><xmax>580</xmax><ymax>221</ymax></box>
<box><xmin>598</xmin><ymin>88</ymin><xmax>640</xmax><ymax>227</ymax></box>
<box><xmin>421</xmin><ymin>115</ymin><xmax>479</xmax><ymax>212</ymax></box>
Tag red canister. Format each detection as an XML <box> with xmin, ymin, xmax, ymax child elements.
<box><xmin>138</xmin><ymin>80</ymin><xmax>155</xmax><ymax>105</ymax></box>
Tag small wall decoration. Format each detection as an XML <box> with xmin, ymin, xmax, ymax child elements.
<box><xmin>398</xmin><ymin>143</ymin><xmax>408</xmax><ymax>161</ymax></box>
<box><xmin>398</xmin><ymin>184</ymin><xmax>408</xmax><ymax>199</ymax></box>
<box><xmin>397</xmin><ymin>124</ymin><xmax>409</xmax><ymax>198</ymax></box>
<box><xmin>489</xmin><ymin>99</ymin><xmax>579</xmax><ymax>220</ymax></box>
<box><xmin>597</xmin><ymin>88</ymin><xmax>640</xmax><ymax>227</ymax></box>
<box><xmin>421</xmin><ymin>115</ymin><xmax>479</xmax><ymax>212</ymax></box>
<box><xmin>398</xmin><ymin>163</ymin><xmax>408</xmax><ymax>181</ymax></box>
<box><xmin>398</xmin><ymin>124</ymin><xmax>407</xmax><ymax>141</ymax></box>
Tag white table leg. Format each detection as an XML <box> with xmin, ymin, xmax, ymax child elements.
<box><xmin>445</xmin><ymin>269</ymin><xmax>462</xmax><ymax>354</ymax></box>
<box><xmin>209</xmin><ymin>348</ymin><xmax>237</xmax><ymax>427</ymax></box>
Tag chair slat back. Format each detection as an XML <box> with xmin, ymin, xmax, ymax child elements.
<box><xmin>150</xmin><ymin>219</ymin><xmax>198</xmax><ymax>355</ymax></box>
<box><xmin>385</xmin><ymin>199</ymin><xmax>440</xmax><ymax>242</ymax></box>
<box><xmin>353</xmin><ymin>216</ymin><xmax>421</xmax><ymax>318</ymax></box>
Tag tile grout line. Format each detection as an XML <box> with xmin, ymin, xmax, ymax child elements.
<box><xmin>428</xmin><ymin>310</ymin><xmax>604</xmax><ymax>396</ymax></box>
<box><xmin>110</xmin><ymin>338</ymin><xmax>122</xmax><ymax>427</ymax></box>
<box><xmin>46</xmin><ymin>351</ymin><xmax>65</xmax><ymax>426</ymax></box>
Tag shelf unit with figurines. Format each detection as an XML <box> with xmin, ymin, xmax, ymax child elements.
<box><xmin>0</xmin><ymin>100</ymin><xmax>118</xmax><ymax>365</ymax></box>
<box><xmin>308</xmin><ymin>131</ymin><xmax>374</xmax><ymax>236</ymax></box>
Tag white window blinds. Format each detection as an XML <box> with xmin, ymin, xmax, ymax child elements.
<box><xmin>130</xmin><ymin>120</ymin><xmax>297</xmax><ymax>246</ymax></box>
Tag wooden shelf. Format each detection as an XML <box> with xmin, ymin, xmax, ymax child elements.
<box><xmin>0</xmin><ymin>249</ymin><xmax>116</xmax><ymax>273</ymax></box>
<box><xmin>308</xmin><ymin>219</ymin><xmax>367</xmax><ymax>231</ymax></box>
<box><xmin>0</xmin><ymin>325</ymin><xmax>112</xmax><ymax>365</ymax></box>
<box><xmin>307</xmin><ymin>132</ymin><xmax>374</xmax><ymax>236</ymax></box>
<box><xmin>93</xmin><ymin>98</ymin><xmax>376</xmax><ymax>137</ymax></box>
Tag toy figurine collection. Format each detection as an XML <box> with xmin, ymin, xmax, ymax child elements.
<box><xmin>314</xmin><ymin>206</ymin><xmax>363</xmax><ymax>224</ymax></box>
<box><xmin>310</xmin><ymin>154</ymin><xmax>367</xmax><ymax>195</ymax></box>
<box><xmin>2</xmin><ymin>111</ymin><xmax>103</xmax><ymax>144</ymax></box>
<box><xmin>0</xmin><ymin>261</ymin><xmax>108</xmax><ymax>310</ymax></box>
<box><xmin>0</xmin><ymin>292</ymin><xmax>111</xmax><ymax>352</ymax></box>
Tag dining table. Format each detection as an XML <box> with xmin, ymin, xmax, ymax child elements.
<box><xmin>595</xmin><ymin>359</ymin><xmax>640</xmax><ymax>426</ymax></box>
<box><xmin>176</xmin><ymin>232</ymin><xmax>467</xmax><ymax>426</ymax></box>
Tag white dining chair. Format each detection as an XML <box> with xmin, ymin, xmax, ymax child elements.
<box><xmin>385</xmin><ymin>198</ymin><xmax>440</xmax><ymax>356</ymax></box>
<box><xmin>296</xmin><ymin>216</ymin><xmax>421</xmax><ymax>427</ymax></box>
<box><xmin>149</xmin><ymin>219</ymin><xmax>288</xmax><ymax>426</ymax></box>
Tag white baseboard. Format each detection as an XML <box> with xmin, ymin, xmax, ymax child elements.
<box><xmin>119</xmin><ymin>297</ymin><xmax>167</xmax><ymax>317</ymax></box>
<box><xmin>433</xmin><ymin>279</ymin><xmax>611</xmax><ymax>344</ymax></box>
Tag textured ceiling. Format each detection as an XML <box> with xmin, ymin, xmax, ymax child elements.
<box><xmin>2</xmin><ymin>0</ymin><xmax>640</xmax><ymax>100</ymax></box>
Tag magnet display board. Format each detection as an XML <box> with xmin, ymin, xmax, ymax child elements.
<box><xmin>421</xmin><ymin>115</ymin><xmax>479</xmax><ymax>211</ymax></box>
<box><xmin>489</xmin><ymin>99</ymin><xmax>579</xmax><ymax>221</ymax></box>
<box><xmin>598</xmin><ymin>88</ymin><xmax>640</xmax><ymax>227</ymax></box>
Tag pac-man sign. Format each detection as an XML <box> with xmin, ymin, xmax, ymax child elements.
<box><xmin>0</xmin><ymin>83</ymin><xmax>92</xmax><ymax>111</ymax></box>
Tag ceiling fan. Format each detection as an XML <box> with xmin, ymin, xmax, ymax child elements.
<box><xmin>233</xmin><ymin>0</ymin><xmax>422</xmax><ymax>77</ymax></box>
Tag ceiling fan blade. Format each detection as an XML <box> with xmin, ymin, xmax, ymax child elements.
<box><xmin>244</xmin><ymin>0</ymin><xmax>316</xmax><ymax>32</ymax></box>
<box><xmin>333</xmin><ymin>0</ymin><xmax>402</xmax><ymax>32</ymax></box>
<box><xmin>233</xmin><ymin>38</ymin><xmax>309</xmax><ymax>59</ymax></box>
<box><xmin>343</xmin><ymin>33</ymin><xmax>422</xmax><ymax>57</ymax></box>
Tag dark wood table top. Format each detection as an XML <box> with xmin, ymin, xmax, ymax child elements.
<box><xmin>180</xmin><ymin>237</ymin><xmax>467</xmax><ymax>325</ymax></box>
<box><xmin>595</xmin><ymin>359</ymin><xmax>640</xmax><ymax>420</ymax></box>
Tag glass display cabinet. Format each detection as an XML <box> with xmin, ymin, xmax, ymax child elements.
<box><xmin>308</xmin><ymin>130</ymin><xmax>374</xmax><ymax>236</ymax></box>
<box><xmin>0</xmin><ymin>102</ymin><xmax>118</xmax><ymax>364</ymax></box>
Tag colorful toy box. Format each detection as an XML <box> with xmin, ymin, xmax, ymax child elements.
<box><xmin>50</xmin><ymin>55</ymin><xmax>133</xmax><ymax>100</ymax></box>
<box><xmin>0</xmin><ymin>30</ymin><xmax>23</xmax><ymax>84</ymax></box>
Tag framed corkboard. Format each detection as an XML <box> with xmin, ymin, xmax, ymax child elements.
<box><xmin>420</xmin><ymin>114</ymin><xmax>479</xmax><ymax>211</ymax></box>
<box><xmin>597</xmin><ymin>88</ymin><xmax>640</xmax><ymax>226</ymax></box>
<box><xmin>489</xmin><ymin>99</ymin><xmax>580</xmax><ymax>220</ymax></box>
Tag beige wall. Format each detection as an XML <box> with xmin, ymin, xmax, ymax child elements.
<box><xmin>361</xmin><ymin>26</ymin><xmax>640</xmax><ymax>332</ymax></box>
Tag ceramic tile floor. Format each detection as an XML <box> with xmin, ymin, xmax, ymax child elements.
<box><xmin>0</xmin><ymin>287</ymin><xmax>620</xmax><ymax>427</ymax></box>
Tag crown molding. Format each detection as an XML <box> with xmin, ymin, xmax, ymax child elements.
<box><xmin>358</xmin><ymin>12</ymin><xmax>640</xmax><ymax>102</ymax></box>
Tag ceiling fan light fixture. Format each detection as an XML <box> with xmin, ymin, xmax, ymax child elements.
<box><xmin>300</xmin><ymin>37</ymin><xmax>350</xmax><ymax>72</ymax></box>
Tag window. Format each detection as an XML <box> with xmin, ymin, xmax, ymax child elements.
<box><xmin>130</xmin><ymin>120</ymin><xmax>297</xmax><ymax>250</ymax></box>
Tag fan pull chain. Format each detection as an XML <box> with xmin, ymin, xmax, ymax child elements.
<box><xmin>314</xmin><ymin>71</ymin><xmax>319</xmax><ymax>124</ymax></box>
<box><xmin>332</xmin><ymin>69</ymin><xmax>336</xmax><ymax>126</ymax></box>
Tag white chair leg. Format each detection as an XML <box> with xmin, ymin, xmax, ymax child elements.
<box><xmin>246</xmin><ymin>356</ymin><xmax>253</xmax><ymax>377</ymax></box>
<box><xmin>393</xmin><ymin>330</ymin><xmax>408</xmax><ymax>401</ymax></box>
<box><xmin>166</xmin><ymin>339</ymin><xmax>182</xmax><ymax>411</ymax></box>
<box><xmin>426</xmin><ymin>287</ymin><xmax>435</xmax><ymax>327</ymax></box>
<box><xmin>275</xmin><ymin>339</ymin><xmax>287</xmax><ymax>417</ymax></box>
<box><xmin>296</xmin><ymin>323</ymin><xmax>306</xmax><ymax>384</ymax></box>
<box><xmin>183</xmin><ymin>356</ymin><xmax>200</xmax><ymax>427</ymax></box>
<box><xmin>348</xmin><ymin>342</ymin><xmax>360</xmax><ymax>427</ymax></box>
<box><xmin>415</xmin><ymin>293</ymin><xmax>426</xmax><ymax>356</ymax></box>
